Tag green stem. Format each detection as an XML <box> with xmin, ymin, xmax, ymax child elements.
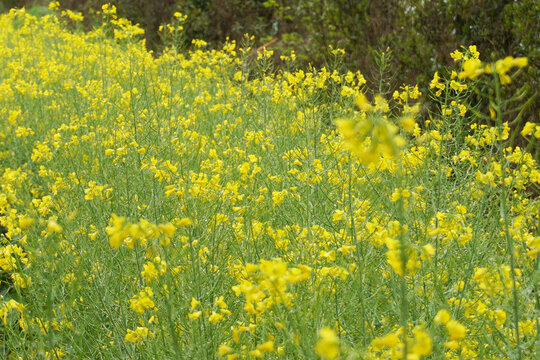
<box><xmin>347</xmin><ymin>153</ymin><xmax>366</xmax><ymax>344</ymax></box>
<box><xmin>494</xmin><ymin>72</ymin><xmax>522</xmax><ymax>360</ymax></box>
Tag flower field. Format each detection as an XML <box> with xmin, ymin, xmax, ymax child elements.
<box><xmin>0</xmin><ymin>4</ymin><xmax>539</xmax><ymax>359</ymax></box>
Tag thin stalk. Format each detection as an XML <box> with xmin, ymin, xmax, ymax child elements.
<box><xmin>347</xmin><ymin>153</ymin><xmax>366</xmax><ymax>344</ymax></box>
<box><xmin>396</xmin><ymin>161</ymin><xmax>409</xmax><ymax>357</ymax></box>
<box><xmin>398</xmin><ymin>230</ymin><xmax>409</xmax><ymax>358</ymax></box>
<box><xmin>493</xmin><ymin>72</ymin><xmax>522</xmax><ymax>360</ymax></box>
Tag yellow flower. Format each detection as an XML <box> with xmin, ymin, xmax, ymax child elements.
<box><xmin>19</xmin><ymin>216</ymin><xmax>35</xmax><ymax>229</ymax></box>
<box><xmin>174</xmin><ymin>217</ymin><xmax>193</xmax><ymax>227</ymax></box>
<box><xmin>332</xmin><ymin>209</ymin><xmax>344</xmax><ymax>222</ymax></box>
<box><xmin>521</xmin><ymin>121</ymin><xmax>540</xmax><ymax>136</ymax></box>
<box><xmin>47</xmin><ymin>220</ymin><xmax>63</xmax><ymax>234</ymax></box>
<box><xmin>102</xmin><ymin>4</ymin><xmax>117</xmax><ymax>15</ymax></box>
<box><xmin>106</xmin><ymin>214</ymin><xmax>127</xmax><ymax>249</ymax></box>
<box><xmin>190</xmin><ymin>297</ymin><xmax>201</xmax><ymax>310</ymax></box>
<box><xmin>248</xmin><ymin>349</ymin><xmax>263</xmax><ymax>358</ymax></box>
<box><xmin>434</xmin><ymin>309</ymin><xmax>451</xmax><ymax>324</ymax></box>
<box><xmin>410</xmin><ymin>325</ymin><xmax>433</xmax><ymax>358</ymax></box>
<box><xmin>188</xmin><ymin>311</ymin><xmax>202</xmax><ymax>320</ymax></box>
<box><xmin>468</xmin><ymin>45</ymin><xmax>480</xmax><ymax>59</ymax></box>
<box><xmin>125</xmin><ymin>327</ymin><xmax>149</xmax><ymax>343</ymax></box>
<box><xmin>272</xmin><ymin>190</ymin><xmax>288</xmax><ymax>206</ymax></box>
<box><xmin>256</xmin><ymin>341</ymin><xmax>274</xmax><ymax>352</ymax></box>
<box><xmin>450</xmin><ymin>80</ymin><xmax>467</xmax><ymax>92</ymax></box>
<box><xmin>315</xmin><ymin>327</ymin><xmax>339</xmax><ymax>359</ymax></box>
<box><xmin>208</xmin><ymin>311</ymin><xmax>224</xmax><ymax>323</ymax></box>
<box><xmin>0</xmin><ymin>300</ymin><xmax>26</xmax><ymax>330</ymax></box>
<box><xmin>374</xmin><ymin>94</ymin><xmax>390</xmax><ymax>112</ymax></box>
<box><xmin>129</xmin><ymin>287</ymin><xmax>155</xmax><ymax>315</ymax></box>
<box><xmin>446</xmin><ymin>319</ymin><xmax>467</xmax><ymax>340</ymax></box>
<box><xmin>218</xmin><ymin>344</ymin><xmax>233</xmax><ymax>355</ymax></box>
<box><xmin>444</xmin><ymin>340</ymin><xmax>460</xmax><ymax>350</ymax></box>
<box><xmin>450</xmin><ymin>50</ymin><xmax>463</xmax><ymax>61</ymax></box>
<box><xmin>48</xmin><ymin>1</ymin><xmax>60</xmax><ymax>10</ymax></box>
<box><xmin>141</xmin><ymin>262</ymin><xmax>158</xmax><ymax>283</ymax></box>
<box><xmin>458</xmin><ymin>58</ymin><xmax>484</xmax><ymax>80</ymax></box>
<box><xmin>354</xmin><ymin>93</ymin><xmax>372</xmax><ymax>112</ymax></box>
<box><xmin>421</xmin><ymin>244</ymin><xmax>435</xmax><ymax>258</ymax></box>
<box><xmin>495</xmin><ymin>56</ymin><xmax>528</xmax><ymax>75</ymax></box>
<box><xmin>371</xmin><ymin>332</ymin><xmax>400</xmax><ymax>351</ymax></box>
<box><xmin>158</xmin><ymin>222</ymin><xmax>176</xmax><ymax>237</ymax></box>
<box><xmin>335</xmin><ymin>113</ymin><xmax>405</xmax><ymax>165</ymax></box>
<box><xmin>386</xmin><ymin>248</ymin><xmax>404</xmax><ymax>275</ymax></box>
<box><xmin>399</xmin><ymin>115</ymin><xmax>416</xmax><ymax>133</ymax></box>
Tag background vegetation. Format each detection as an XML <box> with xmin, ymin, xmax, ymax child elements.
<box><xmin>2</xmin><ymin>0</ymin><xmax>537</xmax><ymax>159</ymax></box>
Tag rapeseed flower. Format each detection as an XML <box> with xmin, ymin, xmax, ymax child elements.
<box><xmin>315</xmin><ymin>327</ymin><xmax>339</xmax><ymax>359</ymax></box>
<box><xmin>0</xmin><ymin>7</ymin><xmax>537</xmax><ymax>359</ymax></box>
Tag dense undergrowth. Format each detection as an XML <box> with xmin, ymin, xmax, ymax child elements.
<box><xmin>0</xmin><ymin>3</ymin><xmax>539</xmax><ymax>359</ymax></box>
